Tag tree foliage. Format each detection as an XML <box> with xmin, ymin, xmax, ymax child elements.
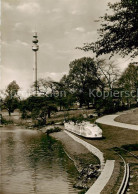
<box><xmin>61</xmin><ymin>57</ymin><xmax>103</xmax><ymax>107</ymax></box>
<box><xmin>80</xmin><ymin>0</ymin><xmax>138</xmax><ymax>58</ymax></box>
<box><xmin>20</xmin><ymin>96</ymin><xmax>57</xmax><ymax>125</ymax></box>
<box><xmin>36</xmin><ymin>78</ymin><xmax>56</xmax><ymax>97</ymax></box>
<box><xmin>118</xmin><ymin>63</ymin><xmax>138</xmax><ymax>105</ymax></box>
<box><xmin>96</xmin><ymin>59</ymin><xmax>120</xmax><ymax>90</ymax></box>
<box><xmin>52</xmin><ymin>76</ymin><xmax>76</xmax><ymax>110</ymax></box>
<box><xmin>3</xmin><ymin>81</ymin><xmax>20</xmax><ymax>116</ymax></box>
<box><xmin>6</xmin><ymin>80</ymin><xmax>20</xmax><ymax>97</ymax></box>
<box><xmin>119</xmin><ymin>63</ymin><xmax>138</xmax><ymax>90</ymax></box>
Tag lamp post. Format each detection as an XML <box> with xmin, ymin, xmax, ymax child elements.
<box><xmin>32</xmin><ymin>32</ymin><xmax>39</xmax><ymax>96</ymax></box>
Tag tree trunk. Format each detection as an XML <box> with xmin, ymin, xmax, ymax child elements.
<box><xmin>48</xmin><ymin>109</ymin><xmax>51</xmax><ymax>118</ymax></box>
<box><xmin>44</xmin><ymin>117</ymin><xmax>47</xmax><ymax>125</ymax></box>
<box><xmin>87</xmin><ymin>102</ymin><xmax>90</xmax><ymax>109</ymax></box>
<box><xmin>79</xmin><ymin>98</ymin><xmax>83</xmax><ymax>108</ymax></box>
<box><xmin>127</xmin><ymin>99</ymin><xmax>130</xmax><ymax>108</ymax></box>
<box><xmin>8</xmin><ymin>110</ymin><xmax>11</xmax><ymax>116</ymax></box>
<box><xmin>42</xmin><ymin>114</ymin><xmax>47</xmax><ymax>125</ymax></box>
<box><xmin>60</xmin><ymin>104</ymin><xmax>62</xmax><ymax>111</ymax></box>
<box><xmin>79</xmin><ymin>102</ymin><xmax>82</xmax><ymax>108</ymax></box>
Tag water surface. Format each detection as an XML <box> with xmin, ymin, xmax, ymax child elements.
<box><xmin>0</xmin><ymin>126</ymin><xmax>80</xmax><ymax>194</ymax></box>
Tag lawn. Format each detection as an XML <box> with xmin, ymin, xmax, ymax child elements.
<box><xmin>115</xmin><ymin>108</ymin><xmax>138</xmax><ymax>125</ymax></box>
<box><xmin>79</xmin><ymin>123</ymin><xmax>138</xmax><ymax>194</ymax></box>
<box><xmin>80</xmin><ymin>124</ymin><xmax>138</xmax><ymax>161</ymax></box>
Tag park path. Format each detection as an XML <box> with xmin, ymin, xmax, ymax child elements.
<box><xmin>65</xmin><ymin>131</ymin><xmax>115</xmax><ymax>194</ymax></box>
<box><xmin>86</xmin><ymin>160</ymin><xmax>115</xmax><ymax>194</ymax></box>
<box><xmin>96</xmin><ymin>114</ymin><xmax>138</xmax><ymax>130</ymax></box>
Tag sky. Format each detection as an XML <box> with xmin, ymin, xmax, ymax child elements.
<box><xmin>1</xmin><ymin>0</ymin><xmax>137</xmax><ymax>92</ymax></box>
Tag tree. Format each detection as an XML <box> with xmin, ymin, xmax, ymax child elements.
<box><xmin>5</xmin><ymin>80</ymin><xmax>20</xmax><ymax>97</ymax></box>
<box><xmin>118</xmin><ymin>63</ymin><xmax>138</xmax><ymax>106</ymax></box>
<box><xmin>80</xmin><ymin>0</ymin><xmax>138</xmax><ymax>58</ymax></box>
<box><xmin>36</xmin><ymin>78</ymin><xmax>56</xmax><ymax>97</ymax></box>
<box><xmin>56</xmin><ymin>76</ymin><xmax>76</xmax><ymax>110</ymax></box>
<box><xmin>20</xmin><ymin>96</ymin><xmax>57</xmax><ymax>126</ymax></box>
<box><xmin>34</xmin><ymin>78</ymin><xmax>59</xmax><ymax>118</ymax></box>
<box><xmin>20</xmin><ymin>79</ymin><xmax>59</xmax><ymax>125</ymax></box>
<box><xmin>3</xmin><ymin>81</ymin><xmax>20</xmax><ymax>116</ymax></box>
<box><xmin>96</xmin><ymin>59</ymin><xmax>120</xmax><ymax>90</ymax></box>
<box><xmin>63</xmin><ymin>57</ymin><xmax>102</xmax><ymax>108</ymax></box>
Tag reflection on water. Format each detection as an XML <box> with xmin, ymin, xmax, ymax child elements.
<box><xmin>0</xmin><ymin>126</ymin><xmax>80</xmax><ymax>194</ymax></box>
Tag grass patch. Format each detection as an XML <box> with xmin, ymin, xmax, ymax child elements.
<box><xmin>78</xmin><ymin>123</ymin><xmax>138</xmax><ymax>161</ymax></box>
<box><xmin>115</xmin><ymin>108</ymin><xmax>138</xmax><ymax>125</ymax></box>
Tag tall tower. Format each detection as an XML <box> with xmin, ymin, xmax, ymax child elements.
<box><xmin>32</xmin><ymin>32</ymin><xmax>39</xmax><ymax>96</ymax></box>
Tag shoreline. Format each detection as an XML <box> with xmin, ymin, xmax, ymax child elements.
<box><xmin>50</xmin><ymin>130</ymin><xmax>101</xmax><ymax>190</ymax></box>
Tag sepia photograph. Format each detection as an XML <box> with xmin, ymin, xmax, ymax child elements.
<box><xmin>0</xmin><ymin>0</ymin><xmax>138</xmax><ymax>193</ymax></box>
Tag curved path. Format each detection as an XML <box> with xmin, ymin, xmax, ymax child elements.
<box><xmin>65</xmin><ymin>131</ymin><xmax>105</xmax><ymax>169</ymax></box>
<box><xmin>96</xmin><ymin>115</ymin><xmax>138</xmax><ymax>130</ymax></box>
<box><xmin>86</xmin><ymin>160</ymin><xmax>115</xmax><ymax>194</ymax></box>
<box><xmin>65</xmin><ymin>131</ymin><xmax>115</xmax><ymax>194</ymax></box>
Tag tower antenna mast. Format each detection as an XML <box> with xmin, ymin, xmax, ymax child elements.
<box><xmin>32</xmin><ymin>32</ymin><xmax>39</xmax><ymax>96</ymax></box>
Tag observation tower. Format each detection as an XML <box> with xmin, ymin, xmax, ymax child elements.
<box><xmin>32</xmin><ymin>32</ymin><xmax>39</xmax><ymax>96</ymax></box>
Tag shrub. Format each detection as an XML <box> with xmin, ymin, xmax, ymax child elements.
<box><xmin>46</xmin><ymin>127</ymin><xmax>62</xmax><ymax>134</ymax></box>
<box><xmin>1</xmin><ymin>117</ymin><xmax>13</xmax><ymax>125</ymax></box>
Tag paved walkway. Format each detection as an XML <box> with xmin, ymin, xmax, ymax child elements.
<box><xmin>86</xmin><ymin>160</ymin><xmax>115</xmax><ymax>194</ymax></box>
<box><xmin>65</xmin><ymin>131</ymin><xmax>115</xmax><ymax>194</ymax></box>
<box><xmin>96</xmin><ymin>115</ymin><xmax>138</xmax><ymax>130</ymax></box>
<box><xmin>65</xmin><ymin>130</ymin><xmax>105</xmax><ymax>169</ymax></box>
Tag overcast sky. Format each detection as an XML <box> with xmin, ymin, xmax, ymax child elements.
<box><xmin>1</xmin><ymin>0</ymin><xmax>136</xmax><ymax>92</ymax></box>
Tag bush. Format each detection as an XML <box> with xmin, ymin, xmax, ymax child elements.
<box><xmin>21</xmin><ymin>111</ymin><xmax>31</xmax><ymax>119</ymax></box>
<box><xmin>1</xmin><ymin>117</ymin><xmax>13</xmax><ymax>125</ymax></box>
<box><xmin>46</xmin><ymin>127</ymin><xmax>62</xmax><ymax>134</ymax></box>
<box><xmin>65</xmin><ymin>114</ymin><xmax>91</xmax><ymax>123</ymax></box>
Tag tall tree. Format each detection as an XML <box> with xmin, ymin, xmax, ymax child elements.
<box><xmin>96</xmin><ymin>59</ymin><xmax>120</xmax><ymax>90</ymax></box>
<box><xmin>4</xmin><ymin>81</ymin><xmax>20</xmax><ymax>116</ymax></box>
<box><xmin>6</xmin><ymin>80</ymin><xmax>20</xmax><ymax>97</ymax></box>
<box><xmin>36</xmin><ymin>78</ymin><xmax>56</xmax><ymax>97</ymax></box>
<box><xmin>64</xmin><ymin>57</ymin><xmax>102</xmax><ymax>108</ymax></box>
<box><xmin>56</xmin><ymin>76</ymin><xmax>76</xmax><ymax>111</ymax></box>
<box><xmin>80</xmin><ymin>0</ymin><xmax>138</xmax><ymax>58</ymax></box>
<box><xmin>118</xmin><ymin>63</ymin><xmax>138</xmax><ymax>106</ymax></box>
<box><xmin>29</xmin><ymin>79</ymin><xmax>59</xmax><ymax>122</ymax></box>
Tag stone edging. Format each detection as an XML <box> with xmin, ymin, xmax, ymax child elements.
<box><xmin>65</xmin><ymin>130</ymin><xmax>105</xmax><ymax>169</ymax></box>
<box><xmin>65</xmin><ymin>130</ymin><xmax>115</xmax><ymax>194</ymax></box>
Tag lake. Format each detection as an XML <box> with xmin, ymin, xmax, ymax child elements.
<box><xmin>0</xmin><ymin>126</ymin><xmax>80</xmax><ymax>194</ymax></box>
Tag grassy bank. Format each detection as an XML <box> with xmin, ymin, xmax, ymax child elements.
<box><xmin>50</xmin><ymin>131</ymin><xmax>100</xmax><ymax>192</ymax></box>
<box><xmin>115</xmin><ymin>108</ymin><xmax>138</xmax><ymax>125</ymax></box>
<box><xmin>76</xmin><ymin>123</ymin><xmax>138</xmax><ymax>193</ymax></box>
